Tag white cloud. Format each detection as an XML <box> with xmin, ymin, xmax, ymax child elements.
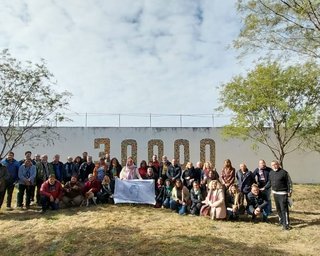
<box><xmin>0</xmin><ymin>0</ymin><xmax>252</xmax><ymax>126</ymax></box>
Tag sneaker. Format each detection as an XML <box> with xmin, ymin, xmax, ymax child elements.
<box><xmin>6</xmin><ymin>207</ymin><xmax>13</xmax><ymax>211</ymax></box>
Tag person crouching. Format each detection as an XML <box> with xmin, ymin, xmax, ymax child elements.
<box><xmin>82</xmin><ymin>174</ymin><xmax>101</xmax><ymax>206</ymax></box>
<box><xmin>247</xmin><ymin>184</ymin><xmax>269</xmax><ymax>223</ymax></box>
<box><xmin>62</xmin><ymin>175</ymin><xmax>83</xmax><ymax>207</ymax></box>
<box><xmin>40</xmin><ymin>174</ymin><xmax>63</xmax><ymax>213</ymax></box>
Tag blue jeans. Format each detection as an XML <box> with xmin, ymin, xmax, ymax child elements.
<box><xmin>263</xmin><ymin>188</ymin><xmax>272</xmax><ymax>213</ymax></box>
<box><xmin>170</xmin><ymin>200</ymin><xmax>187</xmax><ymax>215</ymax></box>
<box><xmin>248</xmin><ymin>204</ymin><xmax>269</xmax><ymax>220</ymax></box>
<box><xmin>162</xmin><ymin>198</ymin><xmax>170</xmax><ymax>208</ymax></box>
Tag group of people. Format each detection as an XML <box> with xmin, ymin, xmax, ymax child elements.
<box><xmin>153</xmin><ymin>157</ymin><xmax>292</xmax><ymax>231</ymax></box>
<box><xmin>0</xmin><ymin>151</ymin><xmax>292</xmax><ymax>230</ymax></box>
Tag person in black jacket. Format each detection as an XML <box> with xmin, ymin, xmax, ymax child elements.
<box><xmin>166</xmin><ymin>159</ymin><xmax>182</xmax><ymax>183</ymax></box>
<box><xmin>236</xmin><ymin>163</ymin><xmax>255</xmax><ymax>207</ymax></box>
<box><xmin>156</xmin><ymin>179</ymin><xmax>172</xmax><ymax>208</ymax></box>
<box><xmin>190</xmin><ymin>181</ymin><xmax>204</xmax><ymax>215</ymax></box>
<box><xmin>253</xmin><ymin>159</ymin><xmax>272</xmax><ymax>213</ymax></box>
<box><xmin>0</xmin><ymin>163</ymin><xmax>9</xmax><ymax>209</ymax></box>
<box><xmin>247</xmin><ymin>184</ymin><xmax>269</xmax><ymax>222</ymax></box>
<box><xmin>270</xmin><ymin>160</ymin><xmax>293</xmax><ymax>230</ymax></box>
<box><xmin>79</xmin><ymin>156</ymin><xmax>95</xmax><ymax>183</ymax></box>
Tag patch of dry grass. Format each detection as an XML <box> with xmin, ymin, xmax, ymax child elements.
<box><xmin>0</xmin><ymin>184</ymin><xmax>319</xmax><ymax>256</ymax></box>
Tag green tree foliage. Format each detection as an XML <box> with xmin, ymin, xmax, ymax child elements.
<box><xmin>0</xmin><ymin>49</ymin><xmax>72</xmax><ymax>158</ymax></box>
<box><xmin>235</xmin><ymin>0</ymin><xmax>320</xmax><ymax>59</ymax></box>
<box><xmin>218</xmin><ymin>61</ymin><xmax>320</xmax><ymax>167</ymax></box>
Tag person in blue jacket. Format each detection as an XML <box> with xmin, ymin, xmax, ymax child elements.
<box><xmin>1</xmin><ymin>152</ymin><xmax>20</xmax><ymax>210</ymax></box>
<box><xmin>17</xmin><ymin>159</ymin><xmax>36</xmax><ymax>209</ymax></box>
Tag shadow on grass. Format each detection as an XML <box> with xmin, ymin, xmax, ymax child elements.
<box><xmin>0</xmin><ymin>225</ymin><xmax>286</xmax><ymax>256</ymax></box>
<box><xmin>290</xmin><ymin>217</ymin><xmax>320</xmax><ymax>229</ymax></box>
<box><xmin>290</xmin><ymin>210</ymin><xmax>320</xmax><ymax>216</ymax></box>
<box><xmin>0</xmin><ymin>203</ymin><xmax>160</xmax><ymax>223</ymax></box>
<box><xmin>0</xmin><ymin>204</ymin><xmax>115</xmax><ymax>221</ymax></box>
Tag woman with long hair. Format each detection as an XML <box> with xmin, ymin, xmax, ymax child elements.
<box><xmin>200</xmin><ymin>180</ymin><xmax>226</xmax><ymax>220</ymax></box>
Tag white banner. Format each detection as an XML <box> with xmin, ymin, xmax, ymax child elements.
<box><xmin>114</xmin><ymin>179</ymin><xmax>156</xmax><ymax>205</ymax></box>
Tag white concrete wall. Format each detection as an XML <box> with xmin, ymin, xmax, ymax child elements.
<box><xmin>8</xmin><ymin>127</ymin><xmax>320</xmax><ymax>183</ymax></box>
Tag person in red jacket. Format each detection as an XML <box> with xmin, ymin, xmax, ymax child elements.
<box><xmin>83</xmin><ymin>174</ymin><xmax>101</xmax><ymax>206</ymax></box>
<box><xmin>40</xmin><ymin>174</ymin><xmax>63</xmax><ymax>213</ymax></box>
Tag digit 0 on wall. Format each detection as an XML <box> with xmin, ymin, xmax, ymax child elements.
<box><xmin>148</xmin><ymin>139</ymin><xmax>164</xmax><ymax>162</ymax></box>
<box><xmin>121</xmin><ymin>139</ymin><xmax>138</xmax><ymax>166</ymax></box>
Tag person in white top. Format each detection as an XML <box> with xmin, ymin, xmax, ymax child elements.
<box><xmin>119</xmin><ymin>157</ymin><xmax>142</xmax><ymax>180</ymax></box>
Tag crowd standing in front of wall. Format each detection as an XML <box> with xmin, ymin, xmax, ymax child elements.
<box><xmin>0</xmin><ymin>151</ymin><xmax>293</xmax><ymax>231</ymax></box>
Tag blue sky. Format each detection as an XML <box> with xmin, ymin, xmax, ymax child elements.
<box><xmin>0</xmin><ymin>0</ymin><xmax>253</xmax><ymax>127</ymax></box>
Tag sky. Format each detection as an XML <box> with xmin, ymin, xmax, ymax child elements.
<box><xmin>0</xmin><ymin>0</ymin><xmax>252</xmax><ymax>127</ymax></box>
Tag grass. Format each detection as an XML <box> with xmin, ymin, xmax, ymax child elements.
<box><xmin>0</xmin><ymin>184</ymin><xmax>319</xmax><ymax>256</ymax></box>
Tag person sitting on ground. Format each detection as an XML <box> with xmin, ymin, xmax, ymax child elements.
<box><xmin>62</xmin><ymin>175</ymin><xmax>83</xmax><ymax>207</ymax></box>
<box><xmin>190</xmin><ymin>181</ymin><xmax>204</xmax><ymax>216</ymax></box>
<box><xmin>225</xmin><ymin>183</ymin><xmax>243</xmax><ymax>220</ymax></box>
<box><xmin>247</xmin><ymin>184</ymin><xmax>269</xmax><ymax>223</ymax></box>
<box><xmin>96</xmin><ymin>175</ymin><xmax>113</xmax><ymax>204</ymax></box>
<box><xmin>170</xmin><ymin>178</ymin><xmax>190</xmax><ymax>215</ymax></box>
<box><xmin>157</xmin><ymin>179</ymin><xmax>172</xmax><ymax>209</ymax></box>
<box><xmin>200</xmin><ymin>180</ymin><xmax>226</xmax><ymax>220</ymax></box>
<box><xmin>83</xmin><ymin>174</ymin><xmax>101</xmax><ymax>206</ymax></box>
<box><xmin>155</xmin><ymin>177</ymin><xmax>164</xmax><ymax>207</ymax></box>
<box><xmin>40</xmin><ymin>174</ymin><xmax>63</xmax><ymax>213</ymax></box>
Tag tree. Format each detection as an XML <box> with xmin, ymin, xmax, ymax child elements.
<box><xmin>0</xmin><ymin>49</ymin><xmax>72</xmax><ymax>159</ymax></box>
<box><xmin>218</xmin><ymin>61</ymin><xmax>320</xmax><ymax>167</ymax></box>
<box><xmin>235</xmin><ymin>0</ymin><xmax>320</xmax><ymax>59</ymax></box>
